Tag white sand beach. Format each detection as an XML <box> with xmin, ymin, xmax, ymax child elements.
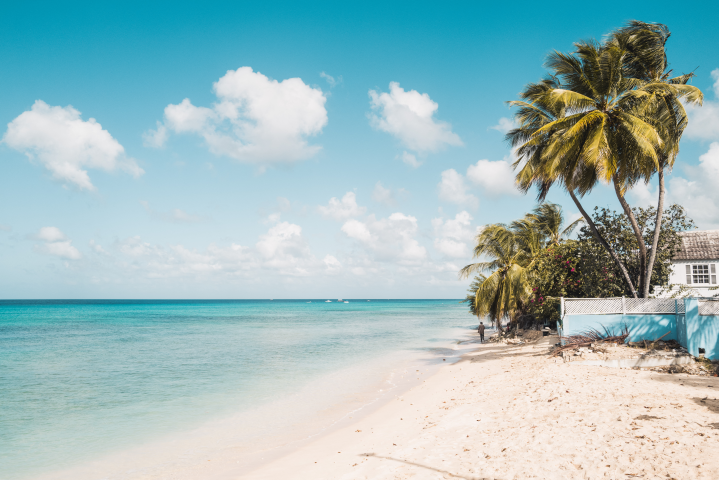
<box><xmin>246</xmin><ymin>337</ymin><xmax>719</xmax><ymax>480</ymax></box>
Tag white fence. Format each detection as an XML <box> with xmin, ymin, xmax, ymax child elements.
<box><xmin>699</xmin><ymin>299</ymin><xmax>719</xmax><ymax>316</ymax></box>
<box><xmin>563</xmin><ymin>297</ymin><xmax>682</xmax><ymax>315</ymax></box>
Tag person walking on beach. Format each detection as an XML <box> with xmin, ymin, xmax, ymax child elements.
<box><xmin>478</xmin><ymin>322</ymin><xmax>485</xmax><ymax>343</ymax></box>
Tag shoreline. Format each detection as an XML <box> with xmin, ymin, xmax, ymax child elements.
<box><xmin>32</xmin><ymin>326</ymin><xmax>482</xmax><ymax>480</ymax></box>
<box><xmin>245</xmin><ymin>335</ymin><xmax>719</xmax><ymax>479</ymax></box>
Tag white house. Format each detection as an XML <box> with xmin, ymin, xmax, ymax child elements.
<box><xmin>661</xmin><ymin>230</ymin><xmax>719</xmax><ymax>297</ymax></box>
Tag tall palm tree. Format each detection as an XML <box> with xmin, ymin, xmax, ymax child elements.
<box><xmin>507</xmin><ymin>77</ymin><xmax>640</xmax><ymax>297</ymax></box>
<box><xmin>609</xmin><ymin>21</ymin><xmax>702</xmax><ymax>296</ymax></box>
<box><xmin>508</xmin><ymin>21</ymin><xmax>702</xmax><ymax>297</ymax></box>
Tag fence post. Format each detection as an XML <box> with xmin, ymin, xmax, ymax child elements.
<box><xmin>622</xmin><ymin>296</ymin><xmax>626</xmax><ymax>315</ymax></box>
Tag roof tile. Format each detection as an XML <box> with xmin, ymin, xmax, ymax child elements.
<box><xmin>674</xmin><ymin>230</ymin><xmax>719</xmax><ymax>261</ymax></box>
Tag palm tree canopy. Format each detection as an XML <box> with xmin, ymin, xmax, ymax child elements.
<box><xmin>460</xmin><ymin>204</ymin><xmax>581</xmax><ymax>324</ymax></box>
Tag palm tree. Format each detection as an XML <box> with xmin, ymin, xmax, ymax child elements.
<box><xmin>507</xmin><ymin>76</ymin><xmax>640</xmax><ymax>297</ymax></box>
<box><xmin>508</xmin><ymin>21</ymin><xmax>702</xmax><ymax>297</ymax></box>
<box><xmin>460</xmin><ymin>203</ymin><xmax>575</xmax><ymax>330</ymax></box>
<box><xmin>460</xmin><ymin>224</ymin><xmax>535</xmax><ymax>332</ymax></box>
<box><xmin>609</xmin><ymin>21</ymin><xmax>702</xmax><ymax>296</ymax></box>
<box><xmin>525</xmin><ymin>202</ymin><xmax>584</xmax><ymax>245</ymax></box>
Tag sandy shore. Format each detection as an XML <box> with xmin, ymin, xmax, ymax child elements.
<box><xmin>245</xmin><ymin>336</ymin><xmax>719</xmax><ymax>480</ymax></box>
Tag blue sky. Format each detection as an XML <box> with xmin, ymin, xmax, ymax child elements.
<box><xmin>2</xmin><ymin>1</ymin><xmax>719</xmax><ymax>299</ymax></box>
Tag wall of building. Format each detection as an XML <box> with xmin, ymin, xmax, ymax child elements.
<box><xmin>559</xmin><ymin>313</ymin><xmax>678</xmax><ymax>342</ymax></box>
<box><xmin>666</xmin><ymin>259</ymin><xmax>719</xmax><ymax>295</ymax></box>
<box><xmin>685</xmin><ymin>299</ymin><xmax>719</xmax><ymax>360</ymax></box>
<box><xmin>560</xmin><ymin>298</ymin><xmax>719</xmax><ymax>361</ymax></box>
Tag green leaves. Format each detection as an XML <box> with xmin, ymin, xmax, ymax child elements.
<box><xmin>460</xmin><ymin>203</ymin><xmax>577</xmax><ymax>325</ymax></box>
<box><xmin>506</xmin><ymin>19</ymin><xmax>704</xmax><ymax>298</ymax></box>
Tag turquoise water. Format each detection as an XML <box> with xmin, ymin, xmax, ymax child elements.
<box><xmin>0</xmin><ymin>299</ymin><xmax>473</xmax><ymax>479</ymax></box>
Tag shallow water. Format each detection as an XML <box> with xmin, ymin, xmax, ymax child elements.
<box><xmin>0</xmin><ymin>299</ymin><xmax>476</xmax><ymax>479</ymax></box>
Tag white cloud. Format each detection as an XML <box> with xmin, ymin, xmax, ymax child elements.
<box><xmin>668</xmin><ymin>142</ymin><xmax>719</xmax><ymax>228</ymax></box>
<box><xmin>685</xmin><ymin>102</ymin><xmax>719</xmax><ymax>141</ymax></box>
<box><xmin>111</xmin><ymin>220</ymin><xmax>320</xmax><ymax>278</ymax></box>
<box><xmin>466</xmin><ymin>158</ymin><xmax>520</xmax><ymax>196</ymax></box>
<box><xmin>372</xmin><ymin>181</ymin><xmax>396</xmax><ymax>206</ymax></box>
<box><xmin>89</xmin><ymin>239</ymin><xmax>109</xmax><ymax>255</ymax></box>
<box><xmin>320</xmin><ymin>72</ymin><xmax>342</xmax><ymax>88</ymax></box>
<box><xmin>341</xmin><ymin>212</ymin><xmax>427</xmax><ymax>265</ymax></box>
<box><xmin>140</xmin><ymin>201</ymin><xmax>204</xmax><ymax>223</ymax></box>
<box><xmin>398</xmin><ymin>150</ymin><xmax>421</xmax><ymax>168</ymax></box>
<box><xmin>142</xmin><ymin>121</ymin><xmax>168</xmax><ymax>148</ymax></box>
<box><xmin>34</xmin><ymin>226</ymin><xmax>81</xmax><ymax>260</ymax></box>
<box><xmin>685</xmin><ymin>68</ymin><xmax>719</xmax><ymax>141</ymax></box>
<box><xmin>147</xmin><ymin>67</ymin><xmax>328</xmax><ymax>166</ymax></box>
<box><xmin>318</xmin><ymin>192</ymin><xmax>366</xmax><ymax>221</ymax></box>
<box><xmin>489</xmin><ymin>117</ymin><xmax>517</xmax><ymax>134</ymax></box>
<box><xmin>432</xmin><ymin>211</ymin><xmax>479</xmax><ymax>258</ymax></box>
<box><xmin>255</xmin><ymin>221</ymin><xmax>317</xmax><ymax>275</ymax></box>
<box><xmin>323</xmin><ymin>254</ymin><xmax>342</xmax><ymax>273</ymax></box>
<box><xmin>627</xmin><ymin>181</ymin><xmax>657</xmax><ymax>207</ymax></box>
<box><xmin>369</xmin><ymin>82</ymin><xmax>462</xmax><ymax>153</ymax></box>
<box><xmin>0</xmin><ymin>224</ymin><xmax>11</xmax><ymax>232</ymax></box>
<box><xmin>437</xmin><ymin>169</ymin><xmax>479</xmax><ymax>209</ymax></box>
<box><xmin>277</xmin><ymin>197</ymin><xmax>292</xmax><ymax>212</ymax></box>
<box><xmin>3</xmin><ymin>100</ymin><xmax>143</xmax><ymax>191</ymax></box>
<box><xmin>37</xmin><ymin>226</ymin><xmax>67</xmax><ymax>242</ymax></box>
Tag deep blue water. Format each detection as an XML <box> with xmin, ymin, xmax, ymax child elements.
<box><xmin>0</xmin><ymin>299</ymin><xmax>472</xmax><ymax>479</ymax></box>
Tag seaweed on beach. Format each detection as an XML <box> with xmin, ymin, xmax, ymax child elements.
<box><xmin>552</xmin><ymin>324</ymin><xmax>630</xmax><ymax>356</ymax></box>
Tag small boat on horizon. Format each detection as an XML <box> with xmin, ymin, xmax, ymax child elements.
<box><xmin>344</xmin><ymin>301</ymin><xmax>349</xmax><ymax>303</ymax></box>
<box><xmin>325</xmin><ymin>300</ymin><xmax>332</xmax><ymax>302</ymax></box>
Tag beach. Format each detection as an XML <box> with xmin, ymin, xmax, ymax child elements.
<box><xmin>247</xmin><ymin>336</ymin><xmax>719</xmax><ymax>480</ymax></box>
<box><xmin>0</xmin><ymin>300</ymin><xmax>477</xmax><ymax>480</ymax></box>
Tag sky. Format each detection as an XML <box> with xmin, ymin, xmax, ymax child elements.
<box><xmin>1</xmin><ymin>0</ymin><xmax>719</xmax><ymax>299</ymax></box>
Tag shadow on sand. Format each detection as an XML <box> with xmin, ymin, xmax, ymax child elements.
<box><xmin>359</xmin><ymin>453</ymin><xmax>500</xmax><ymax>480</ymax></box>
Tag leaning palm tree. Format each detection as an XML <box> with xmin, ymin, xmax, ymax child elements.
<box><xmin>507</xmin><ymin>76</ymin><xmax>640</xmax><ymax>297</ymax></box>
<box><xmin>508</xmin><ymin>21</ymin><xmax>702</xmax><ymax>297</ymax></box>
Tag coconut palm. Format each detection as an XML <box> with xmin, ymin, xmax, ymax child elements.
<box><xmin>508</xmin><ymin>21</ymin><xmax>702</xmax><ymax>297</ymax></box>
<box><xmin>459</xmin><ymin>224</ymin><xmax>535</xmax><ymax>331</ymax></box>
<box><xmin>507</xmin><ymin>77</ymin><xmax>640</xmax><ymax>297</ymax></box>
<box><xmin>459</xmin><ymin>204</ymin><xmax>573</xmax><ymax>329</ymax></box>
<box><xmin>525</xmin><ymin>202</ymin><xmax>584</xmax><ymax>245</ymax></box>
<box><xmin>609</xmin><ymin>21</ymin><xmax>703</xmax><ymax>296</ymax></box>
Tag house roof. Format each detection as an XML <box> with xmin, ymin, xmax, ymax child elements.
<box><xmin>674</xmin><ymin>230</ymin><xmax>719</xmax><ymax>261</ymax></box>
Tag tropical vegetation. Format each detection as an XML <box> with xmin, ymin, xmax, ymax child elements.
<box><xmin>462</xmin><ymin>203</ymin><xmax>694</xmax><ymax>328</ymax></box>
<box><xmin>507</xmin><ymin>20</ymin><xmax>703</xmax><ymax>298</ymax></box>
<box><xmin>460</xmin><ymin>203</ymin><xmax>582</xmax><ymax>331</ymax></box>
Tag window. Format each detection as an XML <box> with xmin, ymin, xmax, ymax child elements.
<box><xmin>686</xmin><ymin>264</ymin><xmax>717</xmax><ymax>284</ymax></box>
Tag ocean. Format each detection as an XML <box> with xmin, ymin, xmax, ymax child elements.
<box><xmin>0</xmin><ymin>299</ymin><xmax>478</xmax><ymax>479</ymax></box>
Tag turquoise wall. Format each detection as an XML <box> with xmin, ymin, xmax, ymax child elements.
<box><xmin>560</xmin><ymin>299</ymin><xmax>719</xmax><ymax>360</ymax></box>
<box><xmin>559</xmin><ymin>314</ymin><xmax>677</xmax><ymax>342</ymax></box>
<box><xmin>684</xmin><ymin>299</ymin><xmax>719</xmax><ymax>360</ymax></box>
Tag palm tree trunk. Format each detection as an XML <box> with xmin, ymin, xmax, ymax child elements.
<box><xmin>643</xmin><ymin>168</ymin><xmax>665</xmax><ymax>298</ymax></box>
<box><xmin>568</xmin><ymin>189</ymin><xmax>638</xmax><ymax>298</ymax></box>
<box><xmin>612</xmin><ymin>176</ymin><xmax>647</xmax><ymax>297</ymax></box>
